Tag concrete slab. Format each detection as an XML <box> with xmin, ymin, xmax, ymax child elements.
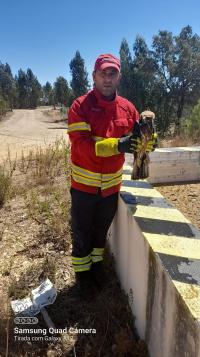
<box><xmin>109</xmin><ymin>164</ymin><xmax>200</xmax><ymax>357</ymax></box>
<box><xmin>125</xmin><ymin>147</ymin><xmax>200</xmax><ymax>184</ymax></box>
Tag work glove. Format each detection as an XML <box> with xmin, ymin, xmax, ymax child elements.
<box><xmin>117</xmin><ymin>135</ymin><xmax>142</xmax><ymax>154</ymax></box>
<box><xmin>145</xmin><ymin>133</ymin><xmax>158</xmax><ymax>152</ymax></box>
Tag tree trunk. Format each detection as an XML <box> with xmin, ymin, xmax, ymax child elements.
<box><xmin>176</xmin><ymin>92</ymin><xmax>185</xmax><ymax>135</ymax></box>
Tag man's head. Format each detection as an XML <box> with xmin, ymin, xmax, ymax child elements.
<box><xmin>93</xmin><ymin>54</ymin><xmax>121</xmax><ymax>98</ymax></box>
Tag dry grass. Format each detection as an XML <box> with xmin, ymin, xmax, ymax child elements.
<box><xmin>42</xmin><ymin>107</ymin><xmax>68</xmax><ymax>123</ymax></box>
<box><xmin>0</xmin><ymin>138</ymin><xmax>149</xmax><ymax>357</ymax></box>
<box><xmin>2</xmin><ymin>138</ymin><xmax>70</xmax><ymax>195</ymax></box>
<box><xmin>0</xmin><ymin>167</ymin><xmax>12</xmax><ymax>207</ymax></box>
<box><xmin>160</xmin><ymin>134</ymin><xmax>199</xmax><ymax>147</ymax></box>
<box><xmin>0</xmin><ymin>138</ymin><xmax>72</xmax><ymax>355</ymax></box>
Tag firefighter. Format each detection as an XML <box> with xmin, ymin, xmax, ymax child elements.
<box><xmin>67</xmin><ymin>53</ymin><xmax>157</xmax><ymax>298</ymax></box>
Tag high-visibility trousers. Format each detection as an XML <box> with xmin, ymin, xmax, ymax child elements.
<box><xmin>70</xmin><ymin>187</ymin><xmax>118</xmax><ymax>272</ymax></box>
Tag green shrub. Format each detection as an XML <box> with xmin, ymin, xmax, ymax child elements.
<box><xmin>184</xmin><ymin>99</ymin><xmax>200</xmax><ymax>140</ymax></box>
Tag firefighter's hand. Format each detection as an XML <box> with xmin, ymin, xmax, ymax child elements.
<box><xmin>145</xmin><ymin>133</ymin><xmax>158</xmax><ymax>152</ymax></box>
<box><xmin>118</xmin><ymin>135</ymin><xmax>142</xmax><ymax>153</ymax></box>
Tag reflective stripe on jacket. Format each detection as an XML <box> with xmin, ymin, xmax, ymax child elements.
<box><xmin>67</xmin><ymin>87</ymin><xmax>139</xmax><ymax>197</ymax></box>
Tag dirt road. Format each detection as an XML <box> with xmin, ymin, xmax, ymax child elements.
<box><xmin>0</xmin><ymin>107</ymin><xmax>68</xmax><ymax>162</ymax></box>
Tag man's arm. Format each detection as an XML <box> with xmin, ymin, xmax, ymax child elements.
<box><xmin>68</xmin><ymin>99</ymin><xmax>145</xmax><ymax>157</ymax></box>
<box><xmin>67</xmin><ymin>100</ymin><xmax>96</xmax><ymax>158</ymax></box>
<box><xmin>68</xmin><ymin>100</ymin><xmax>120</xmax><ymax>158</ymax></box>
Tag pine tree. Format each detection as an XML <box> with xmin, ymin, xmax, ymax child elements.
<box><xmin>132</xmin><ymin>36</ymin><xmax>157</xmax><ymax>112</ymax></box>
<box><xmin>43</xmin><ymin>81</ymin><xmax>52</xmax><ymax>105</ymax></box>
<box><xmin>16</xmin><ymin>69</ymin><xmax>27</xmax><ymax>108</ymax></box>
<box><xmin>69</xmin><ymin>51</ymin><xmax>89</xmax><ymax>98</ymax></box>
<box><xmin>119</xmin><ymin>39</ymin><xmax>133</xmax><ymax>101</ymax></box>
<box><xmin>0</xmin><ymin>62</ymin><xmax>16</xmax><ymax>110</ymax></box>
<box><xmin>26</xmin><ymin>68</ymin><xmax>41</xmax><ymax>108</ymax></box>
<box><xmin>16</xmin><ymin>68</ymin><xmax>41</xmax><ymax>108</ymax></box>
<box><xmin>54</xmin><ymin>76</ymin><xmax>72</xmax><ymax>106</ymax></box>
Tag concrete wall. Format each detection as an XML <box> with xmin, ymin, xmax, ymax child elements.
<box><xmin>109</xmin><ymin>165</ymin><xmax>200</xmax><ymax>357</ymax></box>
<box><xmin>126</xmin><ymin>147</ymin><xmax>200</xmax><ymax>184</ymax></box>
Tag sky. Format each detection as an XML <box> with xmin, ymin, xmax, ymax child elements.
<box><xmin>1</xmin><ymin>0</ymin><xmax>200</xmax><ymax>86</ymax></box>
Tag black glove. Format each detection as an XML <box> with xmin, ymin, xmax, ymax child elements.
<box><xmin>118</xmin><ymin>135</ymin><xmax>142</xmax><ymax>154</ymax></box>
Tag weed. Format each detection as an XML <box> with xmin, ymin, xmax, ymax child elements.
<box><xmin>0</xmin><ymin>167</ymin><xmax>12</xmax><ymax>207</ymax></box>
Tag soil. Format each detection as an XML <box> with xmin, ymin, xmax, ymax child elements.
<box><xmin>154</xmin><ymin>182</ymin><xmax>200</xmax><ymax>230</ymax></box>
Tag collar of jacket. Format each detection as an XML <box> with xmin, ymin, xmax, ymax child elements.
<box><xmin>93</xmin><ymin>87</ymin><xmax>118</xmax><ymax>108</ymax></box>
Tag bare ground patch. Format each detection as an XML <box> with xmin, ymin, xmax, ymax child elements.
<box><xmin>154</xmin><ymin>182</ymin><xmax>200</xmax><ymax>230</ymax></box>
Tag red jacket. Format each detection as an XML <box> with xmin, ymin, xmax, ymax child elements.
<box><xmin>67</xmin><ymin>87</ymin><xmax>139</xmax><ymax>197</ymax></box>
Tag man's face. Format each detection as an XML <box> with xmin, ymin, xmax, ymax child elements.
<box><xmin>93</xmin><ymin>67</ymin><xmax>121</xmax><ymax>97</ymax></box>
